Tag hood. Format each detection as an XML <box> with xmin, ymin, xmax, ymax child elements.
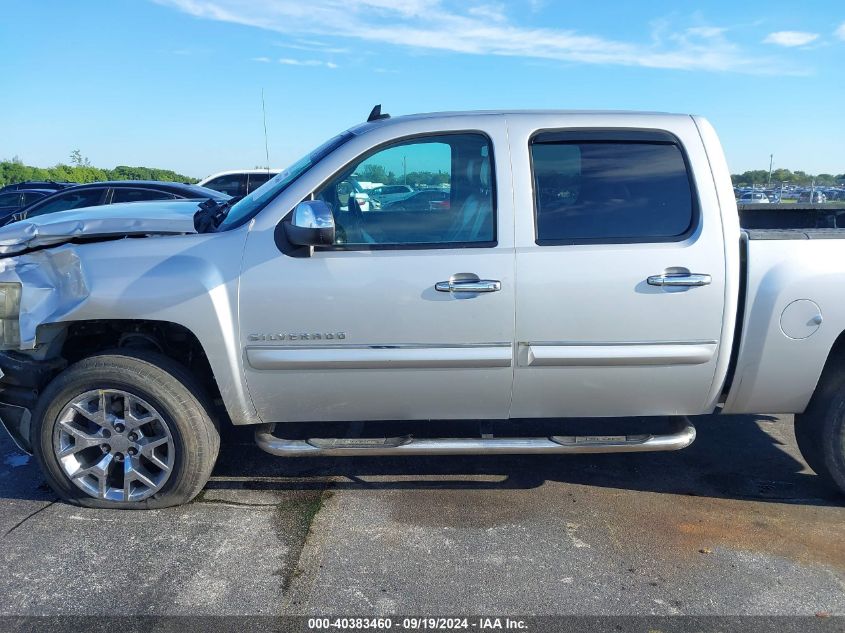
<box><xmin>0</xmin><ymin>199</ymin><xmax>201</xmax><ymax>256</ymax></box>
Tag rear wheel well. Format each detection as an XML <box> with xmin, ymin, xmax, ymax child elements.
<box><xmin>45</xmin><ymin>320</ymin><xmax>221</xmax><ymax>406</ymax></box>
<box><xmin>814</xmin><ymin>330</ymin><xmax>845</xmax><ymax>396</ymax></box>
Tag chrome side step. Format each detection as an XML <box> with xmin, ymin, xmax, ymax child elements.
<box><xmin>254</xmin><ymin>418</ymin><xmax>696</xmax><ymax>457</ymax></box>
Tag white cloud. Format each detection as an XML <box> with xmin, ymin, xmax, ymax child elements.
<box><xmin>467</xmin><ymin>4</ymin><xmax>507</xmax><ymax>23</ymax></box>
<box><xmin>154</xmin><ymin>0</ymin><xmax>788</xmax><ymax>73</ymax></box>
<box><xmin>278</xmin><ymin>58</ymin><xmax>338</xmax><ymax>68</ymax></box>
<box><xmin>763</xmin><ymin>31</ymin><xmax>819</xmax><ymax>47</ymax></box>
<box><xmin>251</xmin><ymin>56</ymin><xmax>271</xmax><ymax>62</ymax></box>
<box><xmin>836</xmin><ymin>22</ymin><xmax>845</xmax><ymax>41</ymax></box>
<box><xmin>274</xmin><ymin>41</ymin><xmax>350</xmax><ymax>54</ymax></box>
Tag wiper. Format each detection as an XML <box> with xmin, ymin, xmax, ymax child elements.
<box><xmin>193</xmin><ymin>196</ymin><xmax>242</xmax><ymax>233</ymax></box>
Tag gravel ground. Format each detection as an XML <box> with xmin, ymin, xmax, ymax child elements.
<box><xmin>0</xmin><ymin>413</ymin><xmax>843</xmax><ymax>617</ymax></box>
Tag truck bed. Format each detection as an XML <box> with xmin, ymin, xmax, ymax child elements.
<box><xmin>739</xmin><ymin>203</ymin><xmax>845</xmax><ymax>238</ymax></box>
<box><xmin>723</xmin><ymin>227</ymin><xmax>845</xmax><ymax>414</ymax></box>
<box><xmin>745</xmin><ymin>228</ymin><xmax>845</xmax><ymax>240</ymax></box>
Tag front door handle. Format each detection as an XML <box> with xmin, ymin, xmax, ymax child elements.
<box><xmin>647</xmin><ymin>272</ymin><xmax>712</xmax><ymax>287</ymax></box>
<box><xmin>436</xmin><ymin>273</ymin><xmax>501</xmax><ymax>293</ymax></box>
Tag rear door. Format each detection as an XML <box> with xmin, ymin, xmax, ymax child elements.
<box><xmin>509</xmin><ymin>115</ymin><xmax>727</xmax><ymax>417</ymax></box>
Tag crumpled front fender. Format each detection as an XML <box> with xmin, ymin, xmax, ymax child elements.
<box><xmin>0</xmin><ymin>247</ymin><xmax>90</xmax><ymax>350</ymax></box>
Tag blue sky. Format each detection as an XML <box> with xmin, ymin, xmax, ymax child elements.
<box><xmin>1</xmin><ymin>0</ymin><xmax>843</xmax><ymax>179</ymax></box>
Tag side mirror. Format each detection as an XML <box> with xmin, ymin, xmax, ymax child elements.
<box><xmin>284</xmin><ymin>200</ymin><xmax>335</xmax><ymax>247</ymax></box>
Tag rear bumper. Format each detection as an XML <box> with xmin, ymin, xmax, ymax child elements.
<box><xmin>0</xmin><ymin>351</ymin><xmax>65</xmax><ymax>454</ymax></box>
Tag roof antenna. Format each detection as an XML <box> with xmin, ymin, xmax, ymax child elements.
<box><xmin>367</xmin><ymin>104</ymin><xmax>390</xmax><ymax>122</ymax></box>
<box><xmin>261</xmin><ymin>88</ymin><xmax>271</xmax><ymax>176</ymax></box>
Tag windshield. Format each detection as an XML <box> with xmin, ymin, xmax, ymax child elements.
<box><xmin>217</xmin><ymin>131</ymin><xmax>354</xmax><ymax>230</ymax></box>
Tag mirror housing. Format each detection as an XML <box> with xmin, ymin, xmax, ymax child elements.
<box><xmin>284</xmin><ymin>200</ymin><xmax>335</xmax><ymax>247</ymax></box>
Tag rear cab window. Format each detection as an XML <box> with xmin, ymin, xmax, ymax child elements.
<box><xmin>530</xmin><ymin>130</ymin><xmax>697</xmax><ymax>244</ymax></box>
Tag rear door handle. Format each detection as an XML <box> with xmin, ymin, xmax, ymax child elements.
<box><xmin>436</xmin><ymin>273</ymin><xmax>501</xmax><ymax>293</ymax></box>
<box><xmin>647</xmin><ymin>273</ymin><xmax>711</xmax><ymax>287</ymax></box>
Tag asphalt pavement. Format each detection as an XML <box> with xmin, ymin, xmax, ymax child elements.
<box><xmin>0</xmin><ymin>413</ymin><xmax>843</xmax><ymax>617</ymax></box>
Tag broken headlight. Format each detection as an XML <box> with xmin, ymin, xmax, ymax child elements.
<box><xmin>0</xmin><ymin>282</ymin><xmax>22</xmax><ymax>348</ymax></box>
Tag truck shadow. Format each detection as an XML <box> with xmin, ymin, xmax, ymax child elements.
<box><xmin>0</xmin><ymin>414</ymin><xmax>840</xmax><ymax>506</ymax></box>
<box><xmin>210</xmin><ymin>414</ymin><xmax>843</xmax><ymax>507</ymax></box>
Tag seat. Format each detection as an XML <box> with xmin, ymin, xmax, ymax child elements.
<box><xmin>449</xmin><ymin>156</ymin><xmax>493</xmax><ymax>242</ymax></box>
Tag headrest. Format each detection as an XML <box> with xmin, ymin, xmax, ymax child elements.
<box><xmin>479</xmin><ymin>157</ymin><xmax>490</xmax><ymax>190</ymax></box>
<box><xmin>466</xmin><ymin>159</ymin><xmax>480</xmax><ymax>183</ymax></box>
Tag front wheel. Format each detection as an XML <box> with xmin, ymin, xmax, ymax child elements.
<box><xmin>794</xmin><ymin>366</ymin><xmax>845</xmax><ymax>496</ymax></box>
<box><xmin>32</xmin><ymin>351</ymin><xmax>220</xmax><ymax>509</ymax></box>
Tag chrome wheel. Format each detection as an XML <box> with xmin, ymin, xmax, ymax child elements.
<box><xmin>52</xmin><ymin>389</ymin><xmax>175</xmax><ymax>502</ymax></box>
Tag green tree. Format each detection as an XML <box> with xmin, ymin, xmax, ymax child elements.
<box><xmin>69</xmin><ymin>149</ymin><xmax>91</xmax><ymax>167</ymax></box>
<box><xmin>731</xmin><ymin>167</ymin><xmax>844</xmax><ymax>187</ymax></box>
<box><xmin>355</xmin><ymin>164</ymin><xmax>392</xmax><ymax>184</ymax></box>
<box><xmin>0</xmin><ymin>159</ymin><xmax>197</xmax><ymax>187</ymax></box>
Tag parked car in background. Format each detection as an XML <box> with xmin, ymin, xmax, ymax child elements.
<box><xmin>0</xmin><ymin>180</ymin><xmax>75</xmax><ymax>193</ymax></box>
<box><xmin>198</xmin><ymin>169</ymin><xmax>281</xmax><ymax>197</ymax></box>
<box><xmin>0</xmin><ymin>189</ymin><xmax>53</xmax><ymax>221</ymax></box>
<box><xmin>369</xmin><ymin>184</ymin><xmax>414</xmax><ymax>198</ymax></box>
<box><xmin>737</xmin><ymin>192</ymin><xmax>770</xmax><ymax>204</ymax></box>
<box><xmin>369</xmin><ymin>184</ymin><xmax>417</xmax><ymax>208</ymax></box>
<box><xmin>797</xmin><ymin>191</ymin><xmax>827</xmax><ymax>204</ymax></box>
<box><xmin>382</xmin><ymin>188</ymin><xmax>450</xmax><ymax>212</ymax></box>
<box><xmin>5</xmin><ymin>181</ymin><xmax>228</xmax><ymax>225</ymax></box>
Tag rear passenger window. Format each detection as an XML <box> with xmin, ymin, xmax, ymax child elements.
<box><xmin>531</xmin><ymin>134</ymin><xmax>695</xmax><ymax>243</ymax></box>
<box><xmin>204</xmin><ymin>174</ymin><xmax>244</xmax><ymax>197</ymax></box>
<box><xmin>246</xmin><ymin>172</ymin><xmax>272</xmax><ymax>194</ymax></box>
<box><xmin>27</xmin><ymin>189</ymin><xmax>105</xmax><ymax>218</ymax></box>
<box><xmin>111</xmin><ymin>188</ymin><xmax>174</xmax><ymax>203</ymax></box>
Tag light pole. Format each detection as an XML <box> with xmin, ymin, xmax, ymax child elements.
<box><xmin>767</xmin><ymin>154</ymin><xmax>773</xmax><ymax>187</ymax></box>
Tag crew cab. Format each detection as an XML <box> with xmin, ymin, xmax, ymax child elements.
<box><xmin>0</xmin><ymin>108</ymin><xmax>844</xmax><ymax>509</ymax></box>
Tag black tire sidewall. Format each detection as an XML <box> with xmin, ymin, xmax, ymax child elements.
<box><xmin>820</xmin><ymin>390</ymin><xmax>845</xmax><ymax>492</ymax></box>
<box><xmin>32</xmin><ymin>352</ymin><xmax>218</xmax><ymax>510</ymax></box>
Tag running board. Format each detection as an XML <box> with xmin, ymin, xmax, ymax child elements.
<box><xmin>254</xmin><ymin>418</ymin><xmax>696</xmax><ymax>457</ymax></box>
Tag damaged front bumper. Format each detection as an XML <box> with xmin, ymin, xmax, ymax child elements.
<box><xmin>0</xmin><ymin>351</ymin><xmax>65</xmax><ymax>454</ymax></box>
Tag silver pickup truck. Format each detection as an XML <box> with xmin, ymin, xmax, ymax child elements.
<box><xmin>1</xmin><ymin>108</ymin><xmax>843</xmax><ymax>509</ymax></box>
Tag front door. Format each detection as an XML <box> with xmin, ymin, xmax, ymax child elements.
<box><xmin>508</xmin><ymin>118</ymin><xmax>728</xmax><ymax>418</ymax></box>
<box><xmin>239</xmin><ymin>126</ymin><xmax>516</xmax><ymax>423</ymax></box>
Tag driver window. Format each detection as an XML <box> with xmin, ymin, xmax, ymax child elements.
<box><xmin>313</xmin><ymin>133</ymin><xmax>495</xmax><ymax>247</ymax></box>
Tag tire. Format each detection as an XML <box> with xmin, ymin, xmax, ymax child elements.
<box><xmin>794</xmin><ymin>365</ymin><xmax>845</xmax><ymax>495</ymax></box>
<box><xmin>31</xmin><ymin>350</ymin><xmax>220</xmax><ymax>509</ymax></box>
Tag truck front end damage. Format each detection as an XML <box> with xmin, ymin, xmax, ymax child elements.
<box><xmin>0</xmin><ymin>350</ymin><xmax>66</xmax><ymax>453</ymax></box>
<box><xmin>0</xmin><ymin>248</ymin><xmax>90</xmax><ymax>452</ymax></box>
<box><xmin>0</xmin><ymin>200</ymin><xmax>215</xmax><ymax>454</ymax></box>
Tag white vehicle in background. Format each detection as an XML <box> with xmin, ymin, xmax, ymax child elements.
<box><xmin>369</xmin><ymin>184</ymin><xmax>416</xmax><ymax>207</ymax></box>
<box><xmin>198</xmin><ymin>169</ymin><xmax>281</xmax><ymax>197</ymax></box>
<box><xmin>355</xmin><ymin>181</ymin><xmax>384</xmax><ymax>191</ymax></box>
<box><xmin>737</xmin><ymin>192</ymin><xmax>770</xmax><ymax>204</ymax></box>
<box><xmin>337</xmin><ymin>178</ymin><xmax>373</xmax><ymax>212</ymax></box>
